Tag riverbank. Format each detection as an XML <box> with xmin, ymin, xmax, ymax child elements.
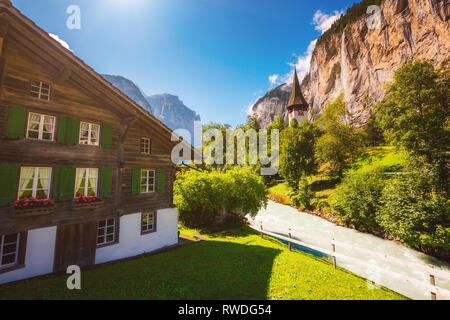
<box><xmin>251</xmin><ymin>201</ymin><xmax>450</xmax><ymax>300</ymax></box>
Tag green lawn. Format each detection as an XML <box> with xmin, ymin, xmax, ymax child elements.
<box><xmin>0</xmin><ymin>226</ymin><xmax>406</xmax><ymax>300</ymax></box>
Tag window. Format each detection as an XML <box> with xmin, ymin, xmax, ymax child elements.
<box><xmin>26</xmin><ymin>112</ymin><xmax>55</xmax><ymax>141</ymax></box>
<box><xmin>140</xmin><ymin>169</ymin><xmax>155</xmax><ymax>193</ymax></box>
<box><xmin>30</xmin><ymin>80</ymin><xmax>51</xmax><ymax>100</ymax></box>
<box><xmin>75</xmin><ymin>168</ymin><xmax>98</xmax><ymax>197</ymax></box>
<box><xmin>140</xmin><ymin>137</ymin><xmax>151</xmax><ymax>154</ymax></box>
<box><xmin>18</xmin><ymin>167</ymin><xmax>52</xmax><ymax>200</ymax></box>
<box><xmin>79</xmin><ymin>122</ymin><xmax>100</xmax><ymax>146</ymax></box>
<box><xmin>0</xmin><ymin>233</ymin><xmax>20</xmax><ymax>269</ymax></box>
<box><xmin>97</xmin><ymin>219</ymin><xmax>116</xmax><ymax>246</ymax></box>
<box><xmin>141</xmin><ymin>212</ymin><xmax>156</xmax><ymax>234</ymax></box>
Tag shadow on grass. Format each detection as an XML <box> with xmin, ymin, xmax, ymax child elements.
<box><xmin>0</xmin><ymin>240</ymin><xmax>281</xmax><ymax>300</ymax></box>
<box><xmin>309</xmin><ymin>177</ymin><xmax>340</xmax><ymax>193</ymax></box>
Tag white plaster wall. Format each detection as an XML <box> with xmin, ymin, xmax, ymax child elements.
<box><xmin>0</xmin><ymin>226</ymin><xmax>57</xmax><ymax>285</ymax></box>
<box><xmin>95</xmin><ymin>207</ymin><xmax>178</xmax><ymax>265</ymax></box>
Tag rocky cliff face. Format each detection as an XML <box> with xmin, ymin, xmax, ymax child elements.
<box><xmin>103</xmin><ymin>75</ymin><xmax>201</xmax><ymax>142</ymax></box>
<box><xmin>146</xmin><ymin>93</ymin><xmax>201</xmax><ymax>138</ymax></box>
<box><xmin>102</xmin><ymin>75</ymin><xmax>152</xmax><ymax>113</ymax></box>
<box><xmin>253</xmin><ymin>0</ymin><xmax>449</xmax><ymax>127</ymax></box>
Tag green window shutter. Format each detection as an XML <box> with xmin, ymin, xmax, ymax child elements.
<box><xmin>57</xmin><ymin>115</ymin><xmax>68</xmax><ymax>144</ymax></box>
<box><xmin>101</xmin><ymin>124</ymin><xmax>112</xmax><ymax>148</ymax></box>
<box><xmin>157</xmin><ymin>169</ymin><xmax>165</xmax><ymax>193</ymax></box>
<box><xmin>0</xmin><ymin>163</ymin><xmax>19</xmax><ymax>206</ymax></box>
<box><xmin>101</xmin><ymin>167</ymin><xmax>113</xmax><ymax>198</ymax></box>
<box><xmin>53</xmin><ymin>166</ymin><xmax>76</xmax><ymax>201</ymax></box>
<box><xmin>6</xmin><ymin>107</ymin><xmax>27</xmax><ymax>139</ymax></box>
<box><xmin>131</xmin><ymin>168</ymin><xmax>141</xmax><ymax>195</ymax></box>
<box><xmin>66</xmin><ymin>117</ymin><xmax>80</xmax><ymax>145</ymax></box>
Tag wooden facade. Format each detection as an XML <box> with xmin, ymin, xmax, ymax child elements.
<box><xmin>0</xmin><ymin>0</ymin><xmax>184</xmax><ymax>277</ymax></box>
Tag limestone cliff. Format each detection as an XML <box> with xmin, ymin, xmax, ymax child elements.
<box><xmin>252</xmin><ymin>0</ymin><xmax>449</xmax><ymax>128</ymax></box>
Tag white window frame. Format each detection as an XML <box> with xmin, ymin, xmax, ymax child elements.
<box><xmin>17</xmin><ymin>167</ymin><xmax>52</xmax><ymax>200</ymax></box>
<box><xmin>74</xmin><ymin>168</ymin><xmax>98</xmax><ymax>197</ymax></box>
<box><xmin>140</xmin><ymin>169</ymin><xmax>155</xmax><ymax>194</ymax></box>
<box><xmin>0</xmin><ymin>233</ymin><xmax>20</xmax><ymax>269</ymax></box>
<box><xmin>79</xmin><ymin>121</ymin><xmax>100</xmax><ymax>146</ymax></box>
<box><xmin>97</xmin><ymin>219</ymin><xmax>116</xmax><ymax>246</ymax></box>
<box><xmin>140</xmin><ymin>137</ymin><xmax>151</xmax><ymax>154</ymax></box>
<box><xmin>141</xmin><ymin>212</ymin><xmax>156</xmax><ymax>234</ymax></box>
<box><xmin>26</xmin><ymin>112</ymin><xmax>56</xmax><ymax>141</ymax></box>
<box><xmin>30</xmin><ymin>80</ymin><xmax>51</xmax><ymax>101</ymax></box>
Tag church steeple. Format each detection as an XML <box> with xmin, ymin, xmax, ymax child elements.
<box><xmin>287</xmin><ymin>69</ymin><xmax>309</xmax><ymax>125</ymax></box>
<box><xmin>287</xmin><ymin>68</ymin><xmax>308</xmax><ymax>111</ymax></box>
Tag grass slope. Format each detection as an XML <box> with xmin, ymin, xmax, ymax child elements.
<box><xmin>269</xmin><ymin>147</ymin><xmax>407</xmax><ymax>208</ymax></box>
<box><xmin>0</xmin><ymin>226</ymin><xmax>406</xmax><ymax>300</ymax></box>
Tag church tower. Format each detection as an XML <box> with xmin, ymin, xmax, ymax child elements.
<box><xmin>287</xmin><ymin>69</ymin><xmax>309</xmax><ymax>125</ymax></box>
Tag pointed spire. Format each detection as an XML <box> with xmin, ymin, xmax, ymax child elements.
<box><xmin>287</xmin><ymin>68</ymin><xmax>308</xmax><ymax>112</ymax></box>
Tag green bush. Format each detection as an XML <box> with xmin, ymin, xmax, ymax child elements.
<box><xmin>174</xmin><ymin>167</ymin><xmax>268</xmax><ymax>230</ymax></box>
<box><xmin>377</xmin><ymin>171</ymin><xmax>450</xmax><ymax>251</ymax></box>
<box><xmin>332</xmin><ymin>169</ymin><xmax>385</xmax><ymax>229</ymax></box>
<box><xmin>289</xmin><ymin>179</ymin><xmax>315</xmax><ymax>210</ymax></box>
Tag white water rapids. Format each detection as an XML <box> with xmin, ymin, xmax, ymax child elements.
<box><xmin>247</xmin><ymin>201</ymin><xmax>450</xmax><ymax>300</ymax></box>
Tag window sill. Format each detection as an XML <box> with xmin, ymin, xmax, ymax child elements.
<box><xmin>141</xmin><ymin>229</ymin><xmax>157</xmax><ymax>236</ymax></box>
<box><xmin>0</xmin><ymin>264</ymin><xmax>25</xmax><ymax>275</ymax></box>
<box><xmin>25</xmin><ymin>138</ymin><xmax>56</xmax><ymax>143</ymax></box>
<box><xmin>96</xmin><ymin>240</ymin><xmax>119</xmax><ymax>249</ymax></box>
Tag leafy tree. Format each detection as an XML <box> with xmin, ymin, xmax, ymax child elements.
<box><xmin>267</xmin><ymin>115</ymin><xmax>287</xmax><ymax>132</ymax></box>
<box><xmin>289</xmin><ymin>179</ymin><xmax>315</xmax><ymax>210</ymax></box>
<box><xmin>174</xmin><ymin>167</ymin><xmax>268</xmax><ymax>230</ymax></box>
<box><xmin>363</xmin><ymin>111</ymin><xmax>384</xmax><ymax>146</ymax></box>
<box><xmin>279</xmin><ymin>120</ymin><xmax>322</xmax><ymax>188</ymax></box>
<box><xmin>376</xmin><ymin>60</ymin><xmax>449</xmax><ymax>165</ymax></box>
<box><xmin>377</xmin><ymin>167</ymin><xmax>449</xmax><ymax>252</ymax></box>
<box><xmin>245</xmin><ymin>114</ymin><xmax>261</xmax><ymax>131</ymax></box>
<box><xmin>332</xmin><ymin>169</ymin><xmax>385</xmax><ymax>229</ymax></box>
<box><xmin>315</xmin><ymin>95</ymin><xmax>362</xmax><ymax>177</ymax></box>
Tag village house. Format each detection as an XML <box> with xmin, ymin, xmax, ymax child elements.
<box><xmin>0</xmin><ymin>0</ymin><xmax>185</xmax><ymax>284</ymax></box>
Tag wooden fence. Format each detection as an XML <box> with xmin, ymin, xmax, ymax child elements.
<box><xmin>247</xmin><ymin>218</ymin><xmax>450</xmax><ymax>300</ymax></box>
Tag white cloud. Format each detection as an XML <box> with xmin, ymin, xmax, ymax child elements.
<box><xmin>312</xmin><ymin>10</ymin><xmax>344</xmax><ymax>35</ymax></box>
<box><xmin>282</xmin><ymin>9</ymin><xmax>344</xmax><ymax>85</ymax></box>
<box><xmin>268</xmin><ymin>74</ymin><xmax>279</xmax><ymax>86</ymax></box>
<box><xmin>49</xmin><ymin>33</ymin><xmax>73</xmax><ymax>52</ymax></box>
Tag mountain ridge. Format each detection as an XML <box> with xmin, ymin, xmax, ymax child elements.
<box><xmin>102</xmin><ymin>74</ymin><xmax>201</xmax><ymax>142</ymax></box>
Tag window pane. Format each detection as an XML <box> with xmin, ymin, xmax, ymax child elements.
<box><xmin>4</xmin><ymin>234</ymin><xmax>18</xmax><ymax>243</ymax></box>
<box><xmin>1</xmin><ymin>254</ymin><xmax>16</xmax><ymax>265</ymax></box>
<box><xmin>98</xmin><ymin>220</ymin><xmax>106</xmax><ymax>228</ymax></box>
<box><xmin>28</xmin><ymin>131</ymin><xmax>39</xmax><ymax>139</ymax></box>
<box><xmin>75</xmin><ymin>169</ymin><xmax>87</xmax><ymax>196</ymax></box>
<box><xmin>3</xmin><ymin>243</ymin><xmax>17</xmax><ymax>254</ymax></box>
<box><xmin>42</xmin><ymin>132</ymin><xmax>51</xmax><ymax>140</ymax></box>
<box><xmin>19</xmin><ymin>168</ymin><xmax>35</xmax><ymax>199</ymax></box>
<box><xmin>30</xmin><ymin>114</ymin><xmax>40</xmax><ymax>122</ymax></box>
<box><xmin>106</xmin><ymin>235</ymin><xmax>114</xmax><ymax>242</ymax></box>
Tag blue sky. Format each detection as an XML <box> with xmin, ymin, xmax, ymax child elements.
<box><xmin>13</xmin><ymin>0</ymin><xmax>356</xmax><ymax>128</ymax></box>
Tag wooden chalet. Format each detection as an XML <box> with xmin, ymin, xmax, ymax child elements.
<box><xmin>0</xmin><ymin>0</ymin><xmax>184</xmax><ymax>283</ymax></box>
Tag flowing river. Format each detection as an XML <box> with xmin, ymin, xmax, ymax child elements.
<box><xmin>247</xmin><ymin>201</ymin><xmax>450</xmax><ymax>300</ymax></box>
